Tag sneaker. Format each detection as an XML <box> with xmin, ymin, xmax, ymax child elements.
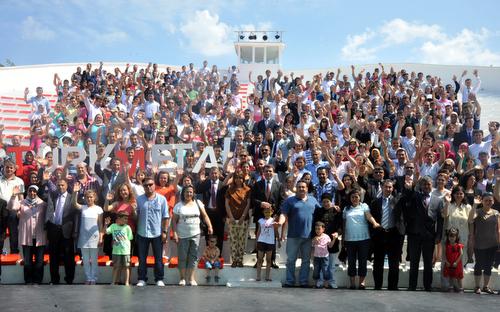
<box><xmin>178</xmin><ymin>279</ymin><xmax>186</xmax><ymax>286</ymax></box>
<box><xmin>136</xmin><ymin>280</ymin><xmax>146</xmax><ymax>287</ymax></box>
<box><xmin>156</xmin><ymin>280</ymin><xmax>165</xmax><ymax>287</ymax></box>
<box><xmin>330</xmin><ymin>283</ymin><xmax>338</xmax><ymax>289</ymax></box>
<box><xmin>190</xmin><ymin>280</ymin><xmax>198</xmax><ymax>286</ymax></box>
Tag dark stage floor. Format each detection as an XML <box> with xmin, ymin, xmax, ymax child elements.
<box><xmin>0</xmin><ymin>285</ymin><xmax>497</xmax><ymax>312</ymax></box>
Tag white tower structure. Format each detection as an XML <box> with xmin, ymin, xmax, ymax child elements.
<box><xmin>234</xmin><ymin>31</ymin><xmax>285</xmax><ymax>83</ymax></box>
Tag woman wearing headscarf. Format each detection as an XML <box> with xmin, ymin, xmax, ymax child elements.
<box><xmin>8</xmin><ymin>185</ymin><xmax>47</xmax><ymax>284</ymax></box>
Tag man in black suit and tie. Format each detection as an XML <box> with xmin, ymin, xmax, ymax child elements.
<box><xmin>401</xmin><ymin>176</ymin><xmax>444</xmax><ymax>291</ymax></box>
<box><xmin>453</xmin><ymin>116</ymin><xmax>475</xmax><ymax>150</ymax></box>
<box><xmin>360</xmin><ymin>166</ymin><xmax>385</xmax><ymax>205</ymax></box>
<box><xmin>237</xmin><ymin>109</ymin><xmax>255</xmax><ymax>132</ymax></box>
<box><xmin>94</xmin><ymin>157</ymin><xmax>127</xmax><ymax>203</ymax></box>
<box><xmin>253</xmin><ymin>107</ymin><xmax>277</xmax><ymax>137</ymax></box>
<box><xmin>247</xmin><ymin>133</ymin><xmax>263</xmax><ymax>164</ymax></box>
<box><xmin>45</xmin><ymin>178</ymin><xmax>78</xmax><ymax>284</ymax></box>
<box><xmin>251</xmin><ymin>165</ymin><xmax>283</xmax><ymax>268</ymax></box>
<box><xmin>370</xmin><ymin>180</ymin><xmax>405</xmax><ymax>290</ymax></box>
<box><xmin>95</xmin><ymin>156</ymin><xmax>127</xmax><ymax>256</ymax></box>
<box><xmin>195</xmin><ymin>167</ymin><xmax>225</xmax><ymax>252</ymax></box>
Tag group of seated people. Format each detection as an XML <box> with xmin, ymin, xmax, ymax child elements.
<box><xmin>0</xmin><ymin>61</ymin><xmax>499</xmax><ymax>293</ymax></box>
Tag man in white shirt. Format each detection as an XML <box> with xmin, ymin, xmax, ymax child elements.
<box><xmin>144</xmin><ymin>93</ymin><xmax>160</xmax><ymax>120</ymax></box>
<box><xmin>418</xmin><ymin>146</ymin><xmax>445</xmax><ymax>180</ymax></box>
<box><xmin>25</xmin><ymin>87</ymin><xmax>51</xmax><ymax>114</ymax></box>
<box><xmin>469</xmin><ymin>129</ymin><xmax>498</xmax><ymax>159</ymax></box>
<box><xmin>459</xmin><ymin>69</ymin><xmax>481</xmax><ymax>104</ymax></box>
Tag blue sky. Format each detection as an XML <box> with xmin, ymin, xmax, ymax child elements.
<box><xmin>1</xmin><ymin>0</ymin><xmax>499</xmax><ymax>69</ymax></box>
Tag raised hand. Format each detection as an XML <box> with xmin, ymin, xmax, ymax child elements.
<box><xmin>12</xmin><ymin>185</ymin><xmax>21</xmax><ymax>195</ymax></box>
<box><xmin>73</xmin><ymin>182</ymin><xmax>81</xmax><ymax>193</ymax></box>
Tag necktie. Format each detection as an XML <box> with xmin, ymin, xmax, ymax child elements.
<box><xmin>109</xmin><ymin>172</ymin><xmax>117</xmax><ymax>191</ymax></box>
<box><xmin>381</xmin><ymin>197</ymin><xmax>390</xmax><ymax>229</ymax></box>
<box><xmin>271</xmin><ymin>141</ymin><xmax>278</xmax><ymax>157</ymax></box>
<box><xmin>423</xmin><ymin>194</ymin><xmax>430</xmax><ymax>212</ymax></box>
<box><xmin>55</xmin><ymin>194</ymin><xmax>64</xmax><ymax>225</ymax></box>
<box><xmin>376</xmin><ymin>182</ymin><xmax>382</xmax><ymax>198</ymax></box>
<box><xmin>266</xmin><ymin>180</ymin><xmax>271</xmax><ymax>199</ymax></box>
<box><xmin>211</xmin><ymin>182</ymin><xmax>217</xmax><ymax>208</ymax></box>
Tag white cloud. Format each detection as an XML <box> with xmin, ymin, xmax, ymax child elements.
<box><xmin>420</xmin><ymin>28</ymin><xmax>500</xmax><ymax>65</ymax></box>
<box><xmin>21</xmin><ymin>16</ymin><xmax>56</xmax><ymax>41</ymax></box>
<box><xmin>341</xmin><ymin>30</ymin><xmax>377</xmax><ymax>61</ymax></box>
<box><xmin>379</xmin><ymin>18</ymin><xmax>444</xmax><ymax>45</ymax></box>
<box><xmin>179</xmin><ymin>10</ymin><xmax>233</xmax><ymax>56</ymax></box>
<box><xmin>340</xmin><ymin>18</ymin><xmax>500</xmax><ymax>65</ymax></box>
<box><xmin>179</xmin><ymin>10</ymin><xmax>273</xmax><ymax>57</ymax></box>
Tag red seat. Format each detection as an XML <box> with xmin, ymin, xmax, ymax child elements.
<box><xmin>130</xmin><ymin>256</ymin><xmax>139</xmax><ymax>267</ymax></box>
<box><xmin>198</xmin><ymin>257</ymin><xmax>224</xmax><ymax>269</ymax></box>
<box><xmin>97</xmin><ymin>255</ymin><xmax>111</xmax><ymax>266</ymax></box>
<box><xmin>0</xmin><ymin>254</ymin><xmax>21</xmax><ymax>265</ymax></box>
<box><xmin>168</xmin><ymin>257</ymin><xmax>178</xmax><ymax>268</ymax></box>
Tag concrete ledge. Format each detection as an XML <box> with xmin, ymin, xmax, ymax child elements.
<box><xmin>1</xmin><ymin>262</ymin><xmax>499</xmax><ymax>289</ymax></box>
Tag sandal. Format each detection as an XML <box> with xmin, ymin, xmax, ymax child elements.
<box><xmin>482</xmin><ymin>287</ymin><xmax>495</xmax><ymax>294</ymax></box>
<box><xmin>474</xmin><ymin>287</ymin><xmax>481</xmax><ymax>294</ymax></box>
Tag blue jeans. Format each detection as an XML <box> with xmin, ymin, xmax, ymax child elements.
<box><xmin>137</xmin><ymin>235</ymin><xmax>164</xmax><ymax>282</ymax></box>
<box><xmin>313</xmin><ymin>257</ymin><xmax>330</xmax><ymax>281</ymax></box>
<box><xmin>318</xmin><ymin>253</ymin><xmax>337</xmax><ymax>285</ymax></box>
<box><xmin>285</xmin><ymin>237</ymin><xmax>312</xmax><ymax>286</ymax></box>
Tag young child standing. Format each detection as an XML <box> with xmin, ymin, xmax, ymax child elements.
<box><xmin>73</xmin><ymin>185</ymin><xmax>103</xmax><ymax>285</ymax></box>
<box><xmin>312</xmin><ymin>221</ymin><xmax>336</xmax><ymax>289</ymax></box>
<box><xmin>313</xmin><ymin>193</ymin><xmax>342</xmax><ymax>288</ymax></box>
<box><xmin>104</xmin><ymin>212</ymin><xmax>133</xmax><ymax>285</ymax></box>
<box><xmin>256</xmin><ymin>207</ymin><xmax>280</xmax><ymax>282</ymax></box>
<box><xmin>443</xmin><ymin>227</ymin><xmax>464</xmax><ymax>292</ymax></box>
<box><xmin>202</xmin><ymin>234</ymin><xmax>221</xmax><ymax>284</ymax></box>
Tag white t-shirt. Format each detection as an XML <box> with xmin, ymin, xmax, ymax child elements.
<box><xmin>173</xmin><ymin>200</ymin><xmax>202</xmax><ymax>239</ymax></box>
<box><xmin>78</xmin><ymin>205</ymin><xmax>104</xmax><ymax>248</ymax></box>
<box><xmin>469</xmin><ymin>141</ymin><xmax>492</xmax><ymax>159</ymax></box>
<box><xmin>257</xmin><ymin>217</ymin><xmax>276</xmax><ymax>245</ymax></box>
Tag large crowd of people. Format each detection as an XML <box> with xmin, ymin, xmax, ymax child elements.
<box><xmin>0</xmin><ymin>61</ymin><xmax>499</xmax><ymax>294</ymax></box>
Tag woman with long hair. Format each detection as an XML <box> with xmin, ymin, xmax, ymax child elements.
<box><xmin>224</xmin><ymin>172</ymin><xmax>251</xmax><ymax>267</ymax></box>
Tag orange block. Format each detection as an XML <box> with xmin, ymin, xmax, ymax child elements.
<box><xmin>168</xmin><ymin>257</ymin><xmax>178</xmax><ymax>268</ymax></box>
<box><xmin>0</xmin><ymin>253</ymin><xmax>21</xmax><ymax>265</ymax></box>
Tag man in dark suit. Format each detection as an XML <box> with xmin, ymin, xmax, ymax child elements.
<box><xmin>253</xmin><ymin>107</ymin><xmax>277</xmax><ymax>137</ymax></box>
<box><xmin>45</xmin><ymin>178</ymin><xmax>78</xmax><ymax>284</ymax></box>
<box><xmin>247</xmin><ymin>132</ymin><xmax>263</xmax><ymax>164</ymax></box>
<box><xmin>95</xmin><ymin>156</ymin><xmax>126</xmax><ymax>256</ymax></box>
<box><xmin>453</xmin><ymin>116</ymin><xmax>475</xmax><ymax>150</ymax></box>
<box><xmin>195</xmin><ymin>167</ymin><xmax>225</xmax><ymax>252</ymax></box>
<box><xmin>94</xmin><ymin>157</ymin><xmax>127</xmax><ymax>203</ymax></box>
<box><xmin>401</xmin><ymin>176</ymin><xmax>444</xmax><ymax>291</ymax></box>
<box><xmin>251</xmin><ymin>165</ymin><xmax>283</xmax><ymax>267</ymax></box>
<box><xmin>237</xmin><ymin>109</ymin><xmax>255</xmax><ymax>132</ymax></box>
<box><xmin>259</xmin><ymin>144</ymin><xmax>287</xmax><ymax>180</ymax></box>
<box><xmin>360</xmin><ymin>166</ymin><xmax>385</xmax><ymax>205</ymax></box>
<box><xmin>370</xmin><ymin>180</ymin><xmax>405</xmax><ymax>290</ymax></box>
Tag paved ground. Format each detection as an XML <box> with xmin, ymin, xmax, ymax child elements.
<box><xmin>0</xmin><ymin>285</ymin><xmax>498</xmax><ymax>312</ymax></box>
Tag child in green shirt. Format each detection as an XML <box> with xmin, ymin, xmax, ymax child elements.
<box><xmin>105</xmin><ymin>212</ymin><xmax>133</xmax><ymax>285</ymax></box>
